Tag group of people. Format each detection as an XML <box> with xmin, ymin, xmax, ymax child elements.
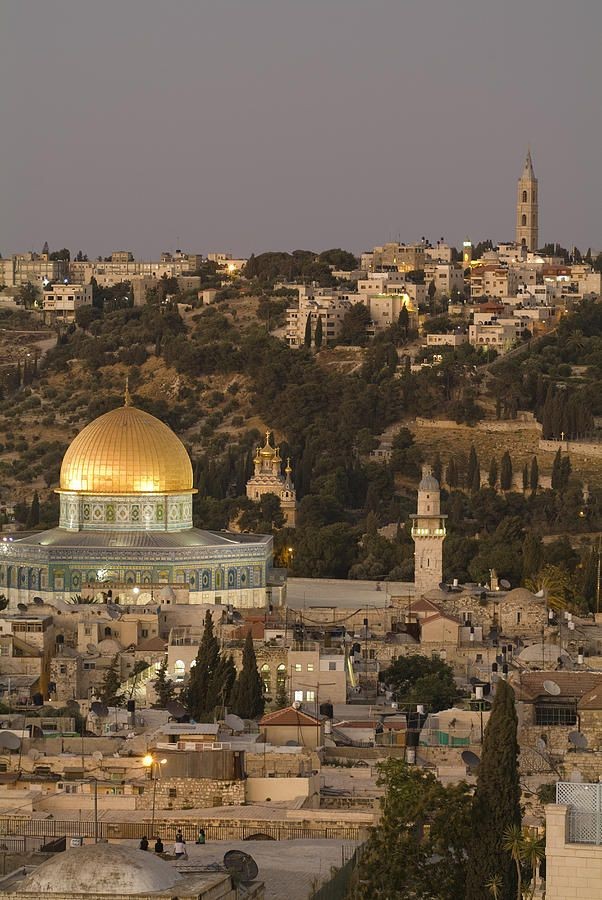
<box><xmin>139</xmin><ymin>827</ymin><xmax>206</xmax><ymax>858</ymax></box>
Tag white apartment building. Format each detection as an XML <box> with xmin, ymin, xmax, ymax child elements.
<box><xmin>42</xmin><ymin>283</ymin><xmax>93</xmax><ymax>323</ymax></box>
<box><xmin>68</xmin><ymin>251</ymin><xmax>203</xmax><ymax>286</ymax></box>
<box><xmin>288</xmin><ymin>645</ymin><xmax>347</xmax><ymax>705</ymax></box>
<box><xmin>424</xmin><ymin>240</ymin><xmax>453</xmax><ymax>263</ymax></box>
<box><xmin>470</xmin><ymin>266</ymin><xmax>518</xmax><ymax>299</ymax></box>
<box><xmin>286</xmin><ymin>290</ymin><xmax>350</xmax><ymax>347</ymax></box>
<box><xmin>424</xmin><ymin>262</ymin><xmax>464</xmax><ymax>297</ymax></box>
<box><xmin>426</xmin><ymin>332</ymin><xmax>468</xmax><ymax>347</ymax></box>
<box><xmin>0</xmin><ymin>253</ymin><xmax>68</xmax><ymax>288</ymax></box>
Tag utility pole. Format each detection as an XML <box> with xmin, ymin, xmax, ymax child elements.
<box><xmin>597</xmin><ymin>535</ymin><xmax>601</xmax><ymax>615</ymax></box>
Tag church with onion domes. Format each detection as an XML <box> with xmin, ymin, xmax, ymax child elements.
<box><xmin>246</xmin><ymin>430</ymin><xmax>297</xmax><ymax>527</ymax></box>
<box><xmin>0</xmin><ymin>387</ymin><xmax>275</xmax><ymax>609</ymax></box>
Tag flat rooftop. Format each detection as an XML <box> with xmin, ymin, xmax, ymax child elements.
<box><xmin>286</xmin><ymin>577</ymin><xmax>414</xmax><ymax>609</ymax></box>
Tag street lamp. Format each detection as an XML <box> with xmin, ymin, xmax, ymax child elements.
<box><xmin>143</xmin><ymin>755</ymin><xmax>167</xmax><ymax>835</ymax></box>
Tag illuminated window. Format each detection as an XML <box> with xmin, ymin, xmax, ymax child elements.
<box><xmin>294</xmin><ymin>690</ymin><xmax>303</xmax><ymax>702</ymax></box>
<box><xmin>305</xmin><ymin>690</ymin><xmax>315</xmax><ymax>702</ymax></box>
<box><xmin>261</xmin><ymin>664</ymin><xmax>271</xmax><ymax>693</ymax></box>
<box><xmin>294</xmin><ymin>663</ymin><xmax>302</xmax><ymax>672</ymax></box>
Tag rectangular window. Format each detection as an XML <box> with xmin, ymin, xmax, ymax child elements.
<box><xmin>306</xmin><ymin>690</ymin><xmax>315</xmax><ymax>702</ymax></box>
<box><xmin>328</xmin><ymin>662</ymin><xmax>337</xmax><ymax>671</ymax></box>
<box><xmin>168</xmin><ymin>788</ymin><xmax>177</xmax><ymax>798</ymax></box>
<box><xmin>294</xmin><ymin>690</ymin><xmax>303</xmax><ymax>702</ymax></box>
<box><xmin>307</xmin><ymin>663</ymin><xmax>314</xmax><ymax>672</ymax></box>
<box><xmin>534</xmin><ymin>702</ymin><xmax>577</xmax><ymax>727</ymax></box>
<box><xmin>294</xmin><ymin>663</ymin><xmax>302</xmax><ymax>672</ymax></box>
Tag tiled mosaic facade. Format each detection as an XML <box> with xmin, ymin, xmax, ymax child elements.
<box><xmin>59</xmin><ymin>492</ymin><xmax>193</xmax><ymax>532</ymax></box>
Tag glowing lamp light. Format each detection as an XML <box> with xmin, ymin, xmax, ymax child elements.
<box><xmin>142</xmin><ymin>754</ymin><xmax>154</xmax><ymax>767</ymax></box>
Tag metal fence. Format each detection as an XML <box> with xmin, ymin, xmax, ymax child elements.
<box><xmin>0</xmin><ymin>817</ymin><xmax>361</xmax><ymax>843</ymax></box>
<box><xmin>557</xmin><ymin>782</ymin><xmax>602</xmax><ymax>845</ymax></box>
<box><xmin>310</xmin><ymin>844</ymin><xmax>364</xmax><ymax>900</ymax></box>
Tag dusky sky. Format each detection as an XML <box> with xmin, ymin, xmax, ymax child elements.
<box><xmin>1</xmin><ymin>0</ymin><xmax>600</xmax><ymax>259</ymax></box>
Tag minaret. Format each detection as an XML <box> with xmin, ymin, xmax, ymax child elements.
<box><xmin>516</xmin><ymin>149</ymin><xmax>538</xmax><ymax>251</ymax></box>
<box><xmin>411</xmin><ymin>465</ymin><xmax>447</xmax><ymax>596</ymax></box>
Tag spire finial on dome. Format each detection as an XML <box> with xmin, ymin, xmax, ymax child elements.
<box><xmin>124</xmin><ymin>375</ymin><xmax>132</xmax><ymax>407</ymax></box>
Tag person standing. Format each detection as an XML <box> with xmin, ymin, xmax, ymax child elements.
<box><xmin>139</xmin><ymin>835</ymin><xmax>149</xmax><ymax>851</ymax></box>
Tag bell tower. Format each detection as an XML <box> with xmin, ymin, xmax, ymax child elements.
<box><xmin>411</xmin><ymin>465</ymin><xmax>447</xmax><ymax>596</ymax></box>
<box><xmin>516</xmin><ymin>149</ymin><xmax>538</xmax><ymax>251</ymax></box>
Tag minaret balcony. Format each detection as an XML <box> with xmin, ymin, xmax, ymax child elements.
<box><xmin>411</xmin><ymin>527</ymin><xmax>446</xmax><ymax>537</ymax></box>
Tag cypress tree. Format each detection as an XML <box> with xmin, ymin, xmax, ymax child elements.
<box><xmin>522</xmin><ymin>532</ymin><xmax>543</xmax><ymax>581</ymax></box>
<box><xmin>314</xmin><ymin>316</ymin><xmax>323</xmax><ymax>348</ymax></box>
<box><xmin>231</xmin><ymin>629</ymin><xmax>265</xmax><ymax>719</ymax></box>
<box><xmin>154</xmin><ymin>658</ymin><xmax>175</xmax><ymax>709</ymax></box>
<box><xmin>465</xmin><ymin>679</ymin><xmax>521</xmax><ymax>900</ymax></box>
<box><xmin>470</xmin><ymin>460</ymin><xmax>481</xmax><ymax>494</ymax></box>
<box><xmin>551</xmin><ymin>448</ymin><xmax>562</xmax><ymax>490</ymax></box>
<box><xmin>488</xmin><ymin>458</ymin><xmax>498</xmax><ymax>489</ymax></box>
<box><xmin>304</xmin><ymin>315</ymin><xmax>312</xmax><ymax>347</ymax></box>
<box><xmin>215</xmin><ymin>653</ymin><xmax>237</xmax><ymax>713</ymax></box>
<box><xmin>26</xmin><ymin>491</ymin><xmax>40</xmax><ymax>528</ymax></box>
<box><xmin>467</xmin><ymin>445</ymin><xmax>479</xmax><ymax>490</ymax></box>
<box><xmin>446</xmin><ymin>457</ymin><xmax>458</xmax><ymax>489</ymax></box>
<box><xmin>182</xmin><ymin>610</ymin><xmax>220</xmax><ymax>720</ymax></box>
<box><xmin>560</xmin><ymin>455</ymin><xmax>571</xmax><ymax>489</ymax></box>
<box><xmin>500</xmin><ymin>451</ymin><xmax>513</xmax><ymax>491</ymax></box>
<box><xmin>432</xmin><ymin>452</ymin><xmax>442</xmax><ymax>485</ymax></box>
<box><xmin>529</xmin><ymin>456</ymin><xmax>539</xmax><ymax>492</ymax></box>
<box><xmin>581</xmin><ymin>548</ymin><xmax>598</xmax><ymax>612</ymax></box>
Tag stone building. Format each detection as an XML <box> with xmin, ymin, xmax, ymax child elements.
<box><xmin>246</xmin><ymin>431</ymin><xmax>297</xmax><ymax>527</ymax></box>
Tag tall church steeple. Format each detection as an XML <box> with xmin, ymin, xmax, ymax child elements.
<box><xmin>516</xmin><ymin>149</ymin><xmax>538</xmax><ymax>251</ymax></box>
<box><xmin>411</xmin><ymin>465</ymin><xmax>447</xmax><ymax>597</ymax></box>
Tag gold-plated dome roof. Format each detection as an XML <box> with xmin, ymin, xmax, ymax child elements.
<box><xmin>59</xmin><ymin>405</ymin><xmax>194</xmax><ymax>494</ymax></box>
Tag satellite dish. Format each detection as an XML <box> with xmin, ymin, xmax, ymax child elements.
<box><xmin>535</xmin><ymin>589</ymin><xmax>545</xmax><ymax>598</ymax></box>
<box><xmin>461</xmin><ymin>750</ymin><xmax>481</xmax><ymax>769</ymax></box>
<box><xmin>90</xmin><ymin>701</ymin><xmax>108</xmax><ymax>718</ymax></box>
<box><xmin>0</xmin><ymin>731</ymin><xmax>21</xmax><ymax>750</ymax></box>
<box><xmin>66</xmin><ymin>699</ymin><xmax>81</xmax><ymax>713</ymax></box>
<box><xmin>166</xmin><ymin>700</ymin><xmax>186</xmax><ymax>720</ymax></box>
<box><xmin>500</xmin><ymin>579</ymin><xmax>511</xmax><ymax>590</ymax></box>
<box><xmin>92</xmin><ymin>751</ymin><xmax>104</xmax><ymax>761</ymax></box>
<box><xmin>107</xmin><ymin>605</ymin><xmax>122</xmax><ymax>620</ymax></box>
<box><xmin>543</xmin><ymin>680</ymin><xmax>561</xmax><ymax>696</ymax></box>
<box><xmin>17</xmin><ymin>603</ymin><xmax>28</xmax><ymax>613</ymax></box>
<box><xmin>569</xmin><ymin>731</ymin><xmax>588</xmax><ymax>750</ymax></box>
<box><xmin>87</xmin><ymin>643</ymin><xmax>99</xmax><ymax>655</ymax></box>
<box><xmin>225</xmin><ymin>714</ymin><xmax>245</xmax><ymax>733</ymax></box>
<box><xmin>28</xmin><ymin>748</ymin><xmax>41</xmax><ymax>761</ymax></box>
<box><xmin>223</xmin><ymin>850</ymin><xmax>259</xmax><ymax>884</ymax></box>
<box><xmin>438</xmin><ymin>582</ymin><xmax>450</xmax><ymax>593</ymax></box>
<box><xmin>285</xmin><ymin>740</ymin><xmax>300</xmax><ymax>747</ymax></box>
<box><xmin>33</xmin><ymin>596</ymin><xmax>44</xmax><ymax>606</ymax></box>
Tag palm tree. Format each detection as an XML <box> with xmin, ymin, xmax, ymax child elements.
<box><xmin>503</xmin><ymin>824</ymin><xmax>524</xmax><ymax>899</ymax></box>
<box><xmin>486</xmin><ymin>874</ymin><xmax>502</xmax><ymax>899</ymax></box>
<box><xmin>521</xmin><ymin>830</ymin><xmax>545</xmax><ymax>899</ymax></box>
<box><xmin>525</xmin><ymin>564</ymin><xmax>570</xmax><ymax>612</ymax></box>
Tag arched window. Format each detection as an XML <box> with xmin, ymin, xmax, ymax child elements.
<box><xmin>261</xmin><ymin>664</ymin><xmax>271</xmax><ymax>694</ymax></box>
<box><xmin>276</xmin><ymin>664</ymin><xmax>286</xmax><ymax>688</ymax></box>
<box><xmin>522</xmin><ymin>190</ymin><xmax>527</xmax><ymax>203</ymax></box>
<box><xmin>174</xmin><ymin>660</ymin><xmax>185</xmax><ymax>678</ymax></box>
<box><xmin>104</xmin><ymin>626</ymin><xmax>112</xmax><ymax>637</ymax></box>
<box><xmin>521</xmin><ymin>214</ymin><xmax>527</xmax><ymax>226</ymax></box>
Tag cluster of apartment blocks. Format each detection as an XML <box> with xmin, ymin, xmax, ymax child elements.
<box><xmin>287</xmin><ymin>239</ymin><xmax>601</xmax><ymax>351</ymax></box>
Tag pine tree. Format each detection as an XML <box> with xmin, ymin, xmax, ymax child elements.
<box><xmin>231</xmin><ymin>629</ymin><xmax>265</xmax><ymax>720</ymax></box>
<box><xmin>500</xmin><ymin>451</ymin><xmax>513</xmax><ymax>491</ymax></box>
<box><xmin>529</xmin><ymin>456</ymin><xmax>539</xmax><ymax>492</ymax></box>
<box><xmin>99</xmin><ymin>654</ymin><xmax>124</xmax><ymax>707</ymax></box>
<box><xmin>182</xmin><ymin>610</ymin><xmax>220</xmax><ymax>720</ymax></box>
<box><xmin>488</xmin><ymin>458</ymin><xmax>498</xmax><ymax>489</ymax></box>
<box><xmin>465</xmin><ymin>679</ymin><xmax>521</xmax><ymax>900</ymax></box>
<box><xmin>467</xmin><ymin>445</ymin><xmax>479</xmax><ymax>490</ymax></box>
<box><xmin>304</xmin><ymin>315</ymin><xmax>312</xmax><ymax>347</ymax></box>
<box><xmin>154</xmin><ymin>657</ymin><xmax>175</xmax><ymax>709</ymax></box>
<box><xmin>26</xmin><ymin>491</ymin><xmax>40</xmax><ymax>528</ymax></box>
<box><xmin>314</xmin><ymin>316</ymin><xmax>323</xmax><ymax>348</ymax></box>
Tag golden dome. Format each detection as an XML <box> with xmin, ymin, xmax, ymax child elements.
<box><xmin>59</xmin><ymin>404</ymin><xmax>194</xmax><ymax>494</ymax></box>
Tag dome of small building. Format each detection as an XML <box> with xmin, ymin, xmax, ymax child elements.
<box><xmin>502</xmin><ymin>587</ymin><xmax>538</xmax><ymax>604</ymax></box>
<box><xmin>419</xmin><ymin>466</ymin><xmax>440</xmax><ymax>492</ymax></box>
<box><xmin>59</xmin><ymin>403</ymin><xmax>194</xmax><ymax>495</ymax></box>
<box><xmin>18</xmin><ymin>843</ymin><xmax>180</xmax><ymax>894</ymax></box>
<box><xmin>97</xmin><ymin>637</ymin><xmax>123</xmax><ymax>655</ymax></box>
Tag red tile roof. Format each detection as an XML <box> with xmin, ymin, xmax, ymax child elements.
<box><xmin>259</xmin><ymin>706</ymin><xmax>322</xmax><ymax>727</ymax></box>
